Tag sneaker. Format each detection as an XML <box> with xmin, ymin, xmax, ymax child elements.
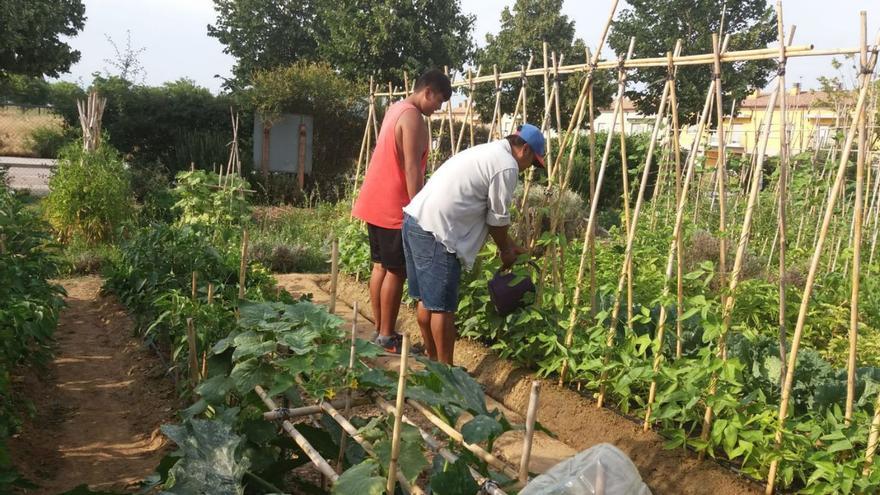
<box><xmin>374</xmin><ymin>333</ymin><xmax>424</xmax><ymax>355</ymax></box>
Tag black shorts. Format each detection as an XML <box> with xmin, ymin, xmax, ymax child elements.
<box><xmin>367</xmin><ymin>223</ymin><xmax>406</xmax><ymax>270</ymax></box>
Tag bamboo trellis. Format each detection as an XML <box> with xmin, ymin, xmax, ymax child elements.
<box><xmin>346</xmin><ymin>4</ymin><xmax>880</xmax><ymax>493</ymax></box>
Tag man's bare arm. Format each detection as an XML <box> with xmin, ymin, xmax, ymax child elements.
<box><xmin>489</xmin><ymin>225</ymin><xmax>525</xmax><ymax>269</ymax></box>
<box><xmin>398</xmin><ymin>109</ymin><xmax>428</xmax><ymax>199</ymax></box>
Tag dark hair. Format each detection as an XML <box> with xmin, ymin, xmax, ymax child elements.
<box><xmin>414</xmin><ymin>69</ymin><xmax>453</xmax><ymax>101</ymax></box>
<box><xmin>505</xmin><ymin>134</ymin><xmax>527</xmax><ymax>148</ymax></box>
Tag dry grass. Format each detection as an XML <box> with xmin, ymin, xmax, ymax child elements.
<box><xmin>0</xmin><ymin>106</ymin><xmax>64</xmax><ymax>156</ymax></box>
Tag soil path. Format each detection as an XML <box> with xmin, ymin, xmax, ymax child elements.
<box><xmin>278</xmin><ymin>273</ymin><xmax>764</xmax><ymax>495</ymax></box>
<box><xmin>10</xmin><ymin>276</ymin><xmax>177</xmax><ymax>494</ymax></box>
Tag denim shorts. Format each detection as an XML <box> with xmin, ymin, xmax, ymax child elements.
<box><xmin>402</xmin><ymin>214</ymin><xmax>461</xmax><ymax>313</ymax></box>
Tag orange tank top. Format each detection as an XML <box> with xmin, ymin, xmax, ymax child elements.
<box><xmin>352</xmin><ymin>101</ymin><xmax>427</xmax><ymax>229</ymax></box>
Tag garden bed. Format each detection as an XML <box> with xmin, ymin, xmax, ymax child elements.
<box><xmin>306</xmin><ymin>272</ymin><xmax>764</xmax><ymax>495</ymax></box>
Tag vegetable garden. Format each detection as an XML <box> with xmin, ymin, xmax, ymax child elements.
<box><xmin>334</xmin><ymin>2</ymin><xmax>880</xmax><ymax>493</ymax></box>
<box><xmin>5</xmin><ymin>1</ymin><xmax>880</xmax><ymax>494</ymax></box>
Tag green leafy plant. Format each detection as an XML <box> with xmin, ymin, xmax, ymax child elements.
<box><xmin>44</xmin><ymin>140</ymin><xmax>133</xmax><ymax>243</ymax></box>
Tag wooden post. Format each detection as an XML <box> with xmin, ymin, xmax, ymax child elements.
<box><xmin>335</xmin><ymin>303</ymin><xmax>358</xmax><ymax>473</ymax></box>
<box><xmin>191</xmin><ymin>271</ymin><xmax>197</xmax><ymax>300</ymax></box>
<box><xmin>386</xmin><ymin>333</ymin><xmax>410</xmax><ymax>495</ymax></box>
<box><xmin>186</xmin><ymin>318</ymin><xmax>199</xmax><ymax>387</ymax></box>
<box><xmin>518</xmin><ymin>381</ymin><xmax>541</xmax><ymax>484</ymax></box>
<box><xmin>297</xmin><ymin>122</ymin><xmax>307</xmax><ymax>190</ymax></box>
<box><xmin>765</xmin><ymin>30</ymin><xmax>879</xmax><ymax>494</ymax></box>
<box><xmin>329</xmin><ymin>239</ymin><xmax>339</xmax><ymax>314</ymax></box>
<box><xmin>261</xmin><ymin>124</ymin><xmax>271</xmax><ymax>185</ymax></box>
<box><xmin>238</xmin><ymin>229</ymin><xmax>249</xmax><ymax>300</ymax></box>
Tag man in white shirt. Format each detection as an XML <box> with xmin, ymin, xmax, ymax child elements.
<box><xmin>402</xmin><ymin>123</ymin><xmax>545</xmax><ymax>364</ymax></box>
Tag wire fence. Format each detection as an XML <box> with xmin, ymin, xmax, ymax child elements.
<box><xmin>0</xmin><ymin>104</ymin><xmax>63</xmax><ymax>157</ymax></box>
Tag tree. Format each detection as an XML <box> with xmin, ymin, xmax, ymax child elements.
<box><xmin>208</xmin><ymin>0</ymin><xmax>322</xmax><ymax>85</ymax></box>
<box><xmin>0</xmin><ymin>0</ymin><xmax>86</xmax><ymax>79</ymax></box>
<box><xmin>472</xmin><ymin>0</ymin><xmax>613</xmax><ymax>131</ymax></box>
<box><xmin>103</xmin><ymin>30</ymin><xmax>147</xmax><ymax>84</ymax></box>
<box><xmin>318</xmin><ymin>0</ymin><xmax>474</xmax><ymax>86</ymax></box>
<box><xmin>608</xmin><ymin>0</ymin><xmax>776</xmax><ymax>122</ymax></box>
<box><xmin>208</xmin><ymin>0</ymin><xmax>474</xmax><ymax>88</ymax></box>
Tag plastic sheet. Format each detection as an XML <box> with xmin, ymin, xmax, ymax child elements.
<box><xmin>519</xmin><ymin>443</ymin><xmax>652</xmax><ymax>495</ymax></box>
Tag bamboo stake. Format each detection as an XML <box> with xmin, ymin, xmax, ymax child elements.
<box><xmin>713</xmin><ymin>33</ymin><xmax>729</xmax><ymax>296</ymax></box>
<box><xmin>374</xmin><ymin>47</ymin><xmax>829</xmax><ymax>95</ymax></box>
<box><xmin>335</xmin><ymin>303</ymin><xmax>358</xmax><ymax>473</ymax></box>
<box><xmin>191</xmin><ymin>271</ymin><xmax>197</xmax><ymax>300</ymax></box>
<box><xmin>618</xmin><ymin>90</ymin><xmax>635</xmax><ymax>327</ymax></box>
<box><xmin>669</xmin><ymin>41</ymin><xmax>685</xmax><ymax>359</ymax></box>
<box><xmin>445</xmin><ymin>67</ymin><xmax>456</xmax><ymax>158</ymax></box>
<box><xmin>776</xmin><ymin>9</ymin><xmax>792</xmax><ymax>382</ymax></box>
<box><xmin>488</xmin><ymin>65</ymin><xmax>502</xmax><ymax>141</ymax></box>
<box><xmin>597</xmin><ymin>39</ymin><xmax>672</xmax><ymax>408</ymax></box>
<box><xmin>186</xmin><ymin>318</ymin><xmax>199</xmax><ymax>387</ymax></box>
<box><xmin>321</xmin><ymin>400</ymin><xmax>425</xmax><ymax>495</ymax></box>
<box><xmin>405</xmin><ymin>397</ymin><xmax>520</xmax><ymax>480</ymax></box>
<box><xmin>351</xmin><ymin>79</ymin><xmax>375</xmax><ymax>204</ymax></box>
<box><xmin>518</xmin><ymin>381</ymin><xmax>541</xmax><ymax>484</ymax></box>
<box><xmin>255</xmin><ymin>385</ymin><xmax>340</xmax><ymax>482</ymax></box>
<box><xmin>262</xmin><ymin>396</ymin><xmax>370</xmax><ymax>421</ymax></box>
<box><xmin>560</xmin><ymin>38</ymin><xmax>634</xmax><ymax>387</ymax></box>
<box><xmin>543</xmin><ymin>42</ymin><xmax>552</xmax><ymax>175</ymax></box>
<box><xmin>386</xmin><ymin>332</ymin><xmax>410</xmax><ymax>495</ymax></box>
<box><xmin>644</xmin><ymin>39</ymin><xmax>731</xmax><ymax>427</ymax></box>
<box><xmin>846</xmin><ymin>10</ymin><xmax>868</xmax><ymax>425</ymax></box>
<box><xmin>588</xmin><ymin>67</ymin><xmax>599</xmax><ymax>323</ymax></box>
<box><xmin>372</xmin><ymin>396</ymin><xmax>508</xmax><ymax>495</ymax></box>
<box><xmin>329</xmin><ymin>239</ymin><xmax>339</xmax><ymax>314</ymax></box>
<box><xmin>238</xmin><ymin>229</ymin><xmax>248</xmax><ymax>300</ymax></box>
<box><xmin>454</xmin><ymin>67</ymin><xmax>481</xmax><ymax>153</ymax></box>
<box><xmin>765</xmin><ymin>32</ymin><xmax>879</xmax><ymax>494</ymax></box>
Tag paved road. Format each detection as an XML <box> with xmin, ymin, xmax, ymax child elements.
<box><xmin>1</xmin><ymin>156</ymin><xmax>56</xmax><ymax>195</ymax></box>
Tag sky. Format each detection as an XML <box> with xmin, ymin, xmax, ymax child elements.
<box><xmin>57</xmin><ymin>0</ymin><xmax>880</xmax><ymax>94</ymax></box>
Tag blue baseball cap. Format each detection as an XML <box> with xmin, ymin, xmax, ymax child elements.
<box><xmin>515</xmin><ymin>123</ymin><xmax>546</xmax><ymax>168</ymax></box>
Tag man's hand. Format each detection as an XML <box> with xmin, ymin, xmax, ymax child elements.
<box><xmin>500</xmin><ymin>244</ymin><xmax>527</xmax><ymax>270</ymax></box>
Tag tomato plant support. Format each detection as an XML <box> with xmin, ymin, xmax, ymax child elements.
<box><xmin>765</xmin><ymin>29</ymin><xmax>879</xmax><ymax>494</ymax></box>
<box><xmin>386</xmin><ymin>332</ymin><xmax>410</xmax><ymax>494</ymax></box>
<box><xmin>519</xmin><ymin>380</ymin><xmax>541</xmax><ymax>484</ymax></box>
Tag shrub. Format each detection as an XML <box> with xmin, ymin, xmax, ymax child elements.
<box><xmin>26</xmin><ymin>125</ymin><xmax>71</xmax><ymax>158</ymax></box>
<box><xmin>44</xmin><ymin>141</ymin><xmax>134</xmax><ymax>243</ymax></box>
<box><xmin>172</xmin><ymin>170</ymin><xmax>251</xmax><ymax>236</ymax></box>
<box><xmin>49</xmin><ymin>77</ymin><xmax>241</xmax><ymax>173</ymax></box>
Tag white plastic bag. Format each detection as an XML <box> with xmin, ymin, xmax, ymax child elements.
<box><xmin>519</xmin><ymin>443</ymin><xmax>652</xmax><ymax>495</ymax></box>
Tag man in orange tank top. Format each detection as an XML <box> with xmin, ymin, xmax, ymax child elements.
<box><xmin>352</xmin><ymin>69</ymin><xmax>451</xmax><ymax>354</ymax></box>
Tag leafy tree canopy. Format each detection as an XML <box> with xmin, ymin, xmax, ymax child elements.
<box><xmin>318</xmin><ymin>0</ymin><xmax>474</xmax><ymax>86</ymax></box>
<box><xmin>0</xmin><ymin>0</ymin><xmax>86</xmax><ymax>79</ymax></box>
<box><xmin>208</xmin><ymin>0</ymin><xmax>322</xmax><ymax>86</ymax></box>
<box><xmin>472</xmin><ymin>0</ymin><xmax>614</xmax><ymax>131</ymax></box>
<box><xmin>209</xmin><ymin>0</ymin><xmax>474</xmax><ymax>88</ymax></box>
<box><xmin>608</xmin><ymin>0</ymin><xmax>776</xmax><ymax>122</ymax></box>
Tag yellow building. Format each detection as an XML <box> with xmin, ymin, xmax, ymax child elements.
<box><xmin>729</xmin><ymin>86</ymin><xmax>839</xmax><ymax>157</ymax></box>
<box><xmin>679</xmin><ymin>86</ymin><xmax>843</xmax><ymax>164</ymax></box>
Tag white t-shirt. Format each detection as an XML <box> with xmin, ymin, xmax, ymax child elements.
<box><xmin>403</xmin><ymin>139</ymin><xmax>519</xmax><ymax>269</ymax></box>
